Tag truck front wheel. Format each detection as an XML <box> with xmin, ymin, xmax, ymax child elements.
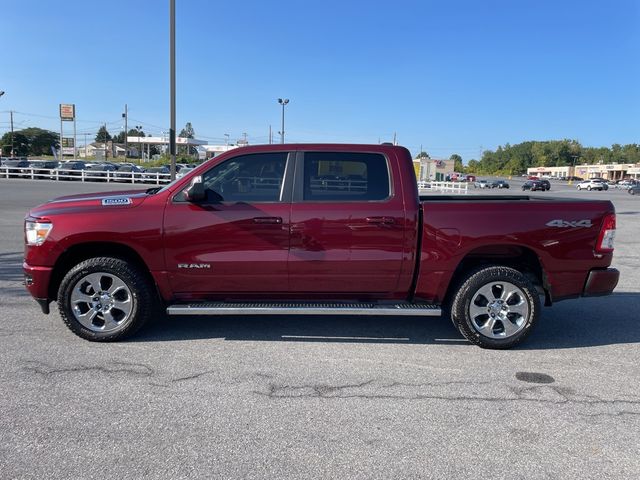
<box><xmin>450</xmin><ymin>266</ymin><xmax>540</xmax><ymax>349</ymax></box>
<box><xmin>57</xmin><ymin>257</ymin><xmax>157</xmax><ymax>341</ymax></box>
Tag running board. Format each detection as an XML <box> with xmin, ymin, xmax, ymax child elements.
<box><xmin>166</xmin><ymin>302</ymin><xmax>441</xmax><ymax>316</ymax></box>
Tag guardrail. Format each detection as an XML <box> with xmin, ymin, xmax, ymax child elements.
<box><xmin>0</xmin><ymin>167</ymin><xmax>171</xmax><ymax>185</ymax></box>
<box><xmin>419</xmin><ymin>181</ymin><xmax>469</xmax><ymax>194</ymax></box>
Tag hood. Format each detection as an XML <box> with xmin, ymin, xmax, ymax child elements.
<box><xmin>28</xmin><ymin>189</ymin><xmax>150</xmax><ymax>218</ymax></box>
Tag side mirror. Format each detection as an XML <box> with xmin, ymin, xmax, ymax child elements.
<box><xmin>184</xmin><ymin>176</ymin><xmax>206</xmax><ymax>202</ymax></box>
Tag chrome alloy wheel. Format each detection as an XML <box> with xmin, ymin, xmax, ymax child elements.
<box><xmin>70</xmin><ymin>272</ymin><xmax>133</xmax><ymax>332</ymax></box>
<box><xmin>468</xmin><ymin>281</ymin><xmax>530</xmax><ymax>339</ymax></box>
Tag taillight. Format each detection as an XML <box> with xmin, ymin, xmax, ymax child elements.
<box><xmin>595</xmin><ymin>213</ymin><xmax>616</xmax><ymax>253</ymax></box>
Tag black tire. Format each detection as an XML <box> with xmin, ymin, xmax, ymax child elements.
<box><xmin>57</xmin><ymin>257</ymin><xmax>157</xmax><ymax>341</ymax></box>
<box><xmin>587</xmin><ymin>186</ymin><xmax>592</xmax><ymax>191</ymax></box>
<box><xmin>450</xmin><ymin>266</ymin><xmax>541</xmax><ymax>349</ymax></box>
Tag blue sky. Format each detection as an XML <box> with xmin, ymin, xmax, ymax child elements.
<box><xmin>1</xmin><ymin>0</ymin><xmax>638</xmax><ymax>160</ymax></box>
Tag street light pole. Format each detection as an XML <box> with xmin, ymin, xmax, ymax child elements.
<box><xmin>169</xmin><ymin>0</ymin><xmax>176</xmax><ymax>181</ymax></box>
<box><xmin>277</xmin><ymin>98</ymin><xmax>289</xmax><ymax>144</ymax></box>
<box><xmin>10</xmin><ymin>110</ymin><xmax>14</xmax><ymax>156</ymax></box>
<box><xmin>136</xmin><ymin>125</ymin><xmax>143</xmax><ymax>161</ymax></box>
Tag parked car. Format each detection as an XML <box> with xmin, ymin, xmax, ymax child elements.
<box><xmin>474</xmin><ymin>180</ymin><xmax>489</xmax><ymax>188</ymax></box>
<box><xmin>522</xmin><ymin>180</ymin><xmax>546</xmax><ymax>191</ymax></box>
<box><xmin>576</xmin><ymin>179</ymin><xmax>608</xmax><ymax>191</ymax></box>
<box><xmin>628</xmin><ymin>184</ymin><xmax>640</xmax><ymax>195</ymax></box>
<box><xmin>30</xmin><ymin>160</ymin><xmax>60</xmax><ymax>178</ymax></box>
<box><xmin>58</xmin><ymin>161</ymin><xmax>87</xmax><ymax>179</ymax></box>
<box><xmin>114</xmin><ymin>164</ymin><xmax>145</xmax><ymax>182</ymax></box>
<box><xmin>23</xmin><ymin>143</ymin><xmax>619</xmax><ymax>350</ymax></box>
<box><xmin>3</xmin><ymin>159</ymin><xmax>31</xmax><ymax>177</ymax></box>
<box><xmin>489</xmin><ymin>180</ymin><xmax>510</xmax><ymax>189</ymax></box>
<box><xmin>143</xmin><ymin>166</ymin><xmax>170</xmax><ymax>183</ymax></box>
<box><xmin>538</xmin><ymin>179</ymin><xmax>551</xmax><ymax>191</ymax></box>
<box><xmin>615</xmin><ymin>179</ymin><xmax>638</xmax><ymax>189</ymax></box>
<box><xmin>84</xmin><ymin>163</ymin><xmax>118</xmax><ymax>181</ymax></box>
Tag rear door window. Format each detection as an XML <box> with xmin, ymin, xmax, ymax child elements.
<box><xmin>301</xmin><ymin>152</ymin><xmax>390</xmax><ymax>201</ymax></box>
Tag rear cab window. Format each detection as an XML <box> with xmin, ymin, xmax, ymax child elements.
<box><xmin>300</xmin><ymin>152</ymin><xmax>390</xmax><ymax>202</ymax></box>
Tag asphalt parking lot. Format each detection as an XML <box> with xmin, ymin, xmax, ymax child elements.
<box><xmin>0</xmin><ymin>178</ymin><xmax>638</xmax><ymax>479</ymax></box>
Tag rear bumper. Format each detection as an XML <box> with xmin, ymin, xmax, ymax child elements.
<box><xmin>583</xmin><ymin>268</ymin><xmax>619</xmax><ymax>297</ymax></box>
<box><xmin>23</xmin><ymin>262</ymin><xmax>53</xmax><ymax>313</ymax></box>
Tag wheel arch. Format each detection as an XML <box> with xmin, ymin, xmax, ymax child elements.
<box><xmin>48</xmin><ymin>242</ymin><xmax>157</xmax><ymax>301</ymax></box>
<box><xmin>444</xmin><ymin>244</ymin><xmax>551</xmax><ymax>308</ymax></box>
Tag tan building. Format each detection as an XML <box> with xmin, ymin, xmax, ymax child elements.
<box><xmin>527</xmin><ymin>163</ymin><xmax>639</xmax><ymax>180</ymax></box>
<box><xmin>416</xmin><ymin>157</ymin><xmax>455</xmax><ymax>182</ymax></box>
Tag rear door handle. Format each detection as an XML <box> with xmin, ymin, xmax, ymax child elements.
<box><xmin>253</xmin><ymin>216</ymin><xmax>283</xmax><ymax>224</ymax></box>
<box><xmin>366</xmin><ymin>216</ymin><xmax>395</xmax><ymax>225</ymax></box>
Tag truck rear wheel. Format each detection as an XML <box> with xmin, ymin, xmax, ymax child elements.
<box><xmin>450</xmin><ymin>266</ymin><xmax>540</xmax><ymax>349</ymax></box>
<box><xmin>57</xmin><ymin>257</ymin><xmax>156</xmax><ymax>341</ymax></box>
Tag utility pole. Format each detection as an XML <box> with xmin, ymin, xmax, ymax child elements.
<box><xmin>269</xmin><ymin>125</ymin><xmax>272</xmax><ymax>144</ymax></box>
<box><xmin>393</xmin><ymin>132</ymin><xmax>397</xmax><ymax>146</ymax></box>
<box><xmin>84</xmin><ymin>133</ymin><xmax>88</xmax><ymax>158</ymax></box>
<box><xmin>169</xmin><ymin>0</ymin><xmax>177</xmax><ymax>181</ymax></box>
<box><xmin>103</xmin><ymin>123</ymin><xmax>108</xmax><ymax>159</ymax></box>
<box><xmin>224</xmin><ymin>133</ymin><xmax>229</xmax><ymax>146</ymax></box>
<box><xmin>242</xmin><ymin>132</ymin><xmax>247</xmax><ymax>144</ymax></box>
<box><xmin>123</xmin><ymin>104</ymin><xmax>128</xmax><ymax>158</ymax></box>
<box><xmin>10</xmin><ymin>110</ymin><xmax>14</xmax><ymax>156</ymax></box>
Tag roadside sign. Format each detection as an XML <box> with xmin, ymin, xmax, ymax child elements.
<box><xmin>61</xmin><ymin>137</ymin><xmax>74</xmax><ymax>147</ymax></box>
<box><xmin>59</xmin><ymin>104</ymin><xmax>75</xmax><ymax>121</ymax></box>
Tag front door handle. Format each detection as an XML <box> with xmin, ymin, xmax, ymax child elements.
<box><xmin>366</xmin><ymin>216</ymin><xmax>395</xmax><ymax>225</ymax></box>
<box><xmin>253</xmin><ymin>216</ymin><xmax>283</xmax><ymax>224</ymax></box>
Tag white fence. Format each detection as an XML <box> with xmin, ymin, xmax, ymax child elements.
<box><xmin>0</xmin><ymin>167</ymin><xmax>171</xmax><ymax>185</ymax></box>
<box><xmin>419</xmin><ymin>181</ymin><xmax>469</xmax><ymax>194</ymax></box>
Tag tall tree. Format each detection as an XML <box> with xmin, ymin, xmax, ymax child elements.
<box><xmin>1</xmin><ymin>132</ymin><xmax>29</xmax><ymax>156</ymax></box>
<box><xmin>416</xmin><ymin>151</ymin><xmax>430</xmax><ymax>159</ymax></box>
<box><xmin>112</xmin><ymin>131</ymin><xmax>125</xmax><ymax>143</ymax></box>
<box><xmin>179</xmin><ymin>122</ymin><xmax>196</xmax><ymax>155</ymax></box>
<box><xmin>179</xmin><ymin>122</ymin><xmax>195</xmax><ymax>138</ymax></box>
<box><xmin>23</xmin><ymin>128</ymin><xmax>59</xmax><ymax>156</ymax></box>
<box><xmin>95</xmin><ymin>126</ymin><xmax>112</xmax><ymax>143</ymax></box>
<box><xmin>450</xmin><ymin>154</ymin><xmax>464</xmax><ymax>172</ymax></box>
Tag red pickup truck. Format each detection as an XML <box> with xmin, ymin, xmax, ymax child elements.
<box><xmin>23</xmin><ymin>144</ymin><xmax>619</xmax><ymax>349</ymax></box>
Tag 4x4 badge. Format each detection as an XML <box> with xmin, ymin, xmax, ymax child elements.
<box><xmin>546</xmin><ymin>219</ymin><xmax>592</xmax><ymax>228</ymax></box>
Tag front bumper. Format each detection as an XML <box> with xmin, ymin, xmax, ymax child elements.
<box><xmin>583</xmin><ymin>268</ymin><xmax>620</xmax><ymax>297</ymax></box>
<box><xmin>23</xmin><ymin>262</ymin><xmax>53</xmax><ymax>314</ymax></box>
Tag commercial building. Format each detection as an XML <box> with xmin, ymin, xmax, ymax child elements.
<box><xmin>527</xmin><ymin>163</ymin><xmax>639</xmax><ymax>181</ymax></box>
<box><xmin>415</xmin><ymin>157</ymin><xmax>455</xmax><ymax>182</ymax></box>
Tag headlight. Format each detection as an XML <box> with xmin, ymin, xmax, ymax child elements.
<box><xmin>25</xmin><ymin>221</ymin><xmax>53</xmax><ymax>246</ymax></box>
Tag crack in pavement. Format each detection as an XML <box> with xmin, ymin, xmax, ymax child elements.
<box><xmin>150</xmin><ymin>371</ymin><xmax>274</xmax><ymax>388</ymax></box>
<box><xmin>255</xmin><ymin>379</ymin><xmax>640</xmax><ymax>414</ymax></box>
<box><xmin>21</xmin><ymin>360</ymin><xmax>154</xmax><ymax>378</ymax></box>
